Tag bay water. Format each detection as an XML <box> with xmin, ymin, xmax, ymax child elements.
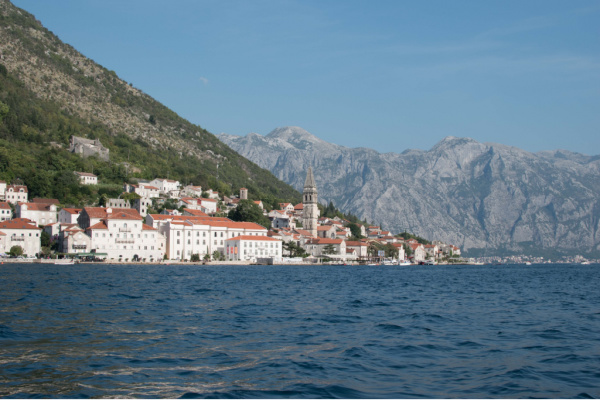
<box><xmin>1</xmin><ymin>263</ymin><xmax>599</xmax><ymax>398</ymax></box>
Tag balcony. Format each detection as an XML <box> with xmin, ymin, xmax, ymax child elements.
<box><xmin>115</xmin><ymin>238</ymin><xmax>135</xmax><ymax>244</ymax></box>
<box><xmin>10</xmin><ymin>236</ymin><xmax>25</xmax><ymax>241</ymax></box>
<box><xmin>72</xmin><ymin>244</ymin><xmax>87</xmax><ymax>250</ymax></box>
<box><xmin>119</xmin><ymin>227</ymin><xmax>131</xmax><ymax>233</ymax></box>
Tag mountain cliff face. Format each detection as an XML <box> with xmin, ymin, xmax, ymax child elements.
<box><xmin>219</xmin><ymin>127</ymin><xmax>600</xmax><ymax>256</ymax></box>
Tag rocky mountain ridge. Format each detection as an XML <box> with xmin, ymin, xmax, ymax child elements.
<box><xmin>219</xmin><ymin>127</ymin><xmax>600</xmax><ymax>256</ymax></box>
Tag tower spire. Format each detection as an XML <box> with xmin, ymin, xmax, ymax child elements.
<box><xmin>302</xmin><ymin>167</ymin><xmax>318</xmax><ymax>238</ymax></box>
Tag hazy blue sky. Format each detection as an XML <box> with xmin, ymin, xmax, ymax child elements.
<box><xmin>12</xmin><ymin>0</ymin><xmax>600</xmax><ymax>155</ymax></box>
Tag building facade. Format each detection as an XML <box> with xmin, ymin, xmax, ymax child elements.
<box><xmin>225</xmin><ymin>235</ymin><xmax>282</xmax><ymax>262</ymax></box>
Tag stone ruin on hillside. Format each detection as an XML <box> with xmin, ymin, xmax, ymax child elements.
<box><xmin>69</xmin><ymin>136</ymin><xmax>109</xmax><ymax>161</ymax></box>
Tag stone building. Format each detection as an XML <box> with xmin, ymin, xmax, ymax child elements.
<box><xmin>69</xmin><ymin>136</ymin><xmax>109</xmax><ymax>161</ymax></box>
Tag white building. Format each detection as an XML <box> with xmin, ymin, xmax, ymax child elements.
<box><xmin>74</xmin><ymin>172</ymin><xmax>98</xmax><ymax>185</ymax></box>
<box><xmin>124</xmin><ymin>183</ymin><xmax>160</xmax><ymax>199</ymax></box>
<box><xmin>146</xmin><ymin>214</ymin><xmax>268</xmax><ymax>260</ymax></box>
<box><xmin>84</xmin><ymin>208</ymin><xmax>166</xmax><ymax>262</ymax></box>
<box><xmin>16</xmin><ymin>202</ymin><xmax>58</xmax><ymax>226</ymax></box>
<box><xmin>0</xmin><ymin>201</ymin><xmax>12</xmax><ymax>221</ymax></box>
<box><xmin>303</xmin><ymin>238</ymin><xmax>347</xmax><ymax>259</ymax></box>
<box><xmin>0</xmin><ymin>218</ymin><xmax>42</xmax><ymax>257</ymax></box>
<box><xmin>225</xmin><ymin>235</ymin><xmax>282</xmax><ymax>262</ymax></box>
<box><xmin>149</xmin><ymin>178</ymin><xmax>180</xmax><ymax>198</ymax></box>
<box><xmin>59</xmin><ymin>225</ymin><xmax>92</xmax><ymax>254</ymax></box>
<box><xmin>0</xmin><ymin>181</ymin><xmax>6</xmax><ymax>200</ymax></box>
<box><xmin>199</xmin><ymin>198</ymin><xmax>218</xmax><ymax>214</ymax></box>
<box><xmin>5</xmin><ymin>185</ymin><xmax>28</xmax><ymax>204</ymax></box>
<box><xmin>345</xmin><ymin>240</ymin><xmax>369</xmax><ymax>260</ymax></box>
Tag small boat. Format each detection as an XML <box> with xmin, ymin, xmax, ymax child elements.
<box><xmin>54</xmin><ymin>259</ymin><xmax>76</xmax><ymax>265</ymax></box>
<box><xmin>398</xmin><ymin>261</ymin><xmax>411</xmax><ymax>266</ymax></box>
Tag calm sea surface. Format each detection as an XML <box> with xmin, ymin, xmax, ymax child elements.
<box><xmin>1</xmin><ymin>263</ymin><xmax>599</xmax><ymax>398</ymax></box>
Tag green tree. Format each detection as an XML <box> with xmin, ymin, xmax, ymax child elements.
<box><xmin>323</xmin><ymin>243</ymin><xmax>337</xmax><ymax>255</ymax></box>
<box><xmin>0</xmin><ymin>101</ymin><xmax>9</xmax><ymax>123</ymax></box>
<box><xmin>347</xmin><ymin>222</ymin><xmax>363</xmax><ymax>239</ymax></box>
<box><xmin>190</xmin><ymin>253</ymin><xmax>200</xmax><ymax>262</ymax></box>
<box><xmin>40</xmin><ymin>230</ymin><xmax>51</xmax><ymax>248</ymax></box>
<box><xmin>9</xmin><ymin>245</ymin><xmax>24</xmax><ymax>257</ymax></box>
<box><xmin>212</xmin><ymin>250</ymin><xmax>224</xmax><ymax>261</ymax></box>
<box><xmin>282</xmin><ymin>241</ymin><xmax>308</xmax><ymax>258</ymax></box>
<box><xmin>228</xmin><ymin>199</ymin><xmax>270</xmax><ymax>228</ymax></box>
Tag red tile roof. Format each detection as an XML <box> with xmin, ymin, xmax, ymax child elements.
<box><xmin>0</xmin><ymin>218</ymin><xmax>41</xmax><ymax>230</ymax></box>
<box><xmin>226</xmin><ymin>235</ymin><xmax>279</xmax><ymax>242</ymax></box>
<box><xmin>83</xmin><ymin>207</ymin><xmax>142</xmax><ymax>220</ymax></box>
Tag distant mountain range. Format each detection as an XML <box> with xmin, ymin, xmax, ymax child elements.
<box><xmin>219</xmin><ymin>127</ymin><xmax>600</xmax><ymax>257</ymax></box>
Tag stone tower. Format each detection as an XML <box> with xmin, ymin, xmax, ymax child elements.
<box><xmin>240</xmin><ymin>187</ymin><xmax>248</xmax><ymax>200</ymax></box>
<box><xmin>302</xmin><ymin>167</ymin><xmax>318</xmax><ymax>237</ymax></box>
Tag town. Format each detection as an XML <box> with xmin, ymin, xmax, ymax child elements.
<box><xmin>0</xmin><ymin>171</ymin><xmax>463</xmax><ymax>265</ymax></box>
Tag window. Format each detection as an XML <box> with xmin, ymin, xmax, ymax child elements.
<box><xmin>177</xmin><ymin>231</ymin><xmax>181</xmax><ymax>237</ymax></box>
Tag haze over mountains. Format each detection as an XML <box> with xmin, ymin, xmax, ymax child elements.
<box><xmin>219</xmin><ymin>127</ymin><xmax>600</xmax><ymax>257</ymax></box>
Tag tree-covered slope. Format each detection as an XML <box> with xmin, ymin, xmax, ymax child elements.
<box><xmin>0</xmin><ymin>0</ymin><xmax>300</xmax><ymax>207</ymax></box>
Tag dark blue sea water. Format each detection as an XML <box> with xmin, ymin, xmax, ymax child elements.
<box><xmin>1</xmin><ymin>263</ymin><xmax>599</xmax><ymax>399</ymax></box>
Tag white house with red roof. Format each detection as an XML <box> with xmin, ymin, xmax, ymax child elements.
<box><xmin>74</xmin><ymin>172</ymin><xmax>98</xmax><ymax>185</ymax></box>
<box><xmin>198</xmin><ymin>198</ymin><xmax>218</xmax><ymax>214</ymax></box>
<box><xmin>5</xmin><ymin>185</ymin><xmax>28</xmax><ymax>204</ymax></box>
<box><xmin>0</xmin><ymin>201</ymin><xmax>12</xmax><ymax>221</ymax></box>
<box><xmin>83</xmin><ymin>207</ymin><xmax>166</xmax><ymax>261</ymax></box>
<box><xmin>0</xmin><ymin>218</ymin><xmax>42</xmax><ymax>256</ymax></box>
<box><xmin>58</xmin><ymin>208</ymin><xmax>82</xmax><ymax>224</ymax></box>
<box><xmin>345</xmin><ymin>240</ymin><xmax>369</xmax><ymax>260</ymax></box>
<box><xmin>59</xmin><ymin>225</ymin><xmax>92</xmax><ymax>254</ymax></box>
<box><xmin>146</xmin><ymin>214</ymin><xmax>269</xmax><ymax>260</ymax></box>
<box><xmin>303</xmin><ymin>237</ymin><xmax>346</xmax><ymax>259</ymax></box>
<box><xmin>225</xmin><ymin>235</ymin><xmax>282</xmax><ymax>262</ymax></box>
<box><xmin>16</xmin><ymin>202</ymin><xmax>58</xmax><ymax>226</ymax></box>
<box><xmin>279</xmin><ymin>203</ymin><xmax>294</xmax><ymax>213</ymax></box>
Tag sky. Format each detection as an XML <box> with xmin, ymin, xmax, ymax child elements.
<box><xmin>12</xmin><ymin>0</ymin><xmax>600</xmax><ymax>155</ymax></box>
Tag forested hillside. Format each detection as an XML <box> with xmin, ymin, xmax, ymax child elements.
<box><xmin>0</xmin><ymin>0</ymin><xmax>300</xmax><ymax>207</ymax></box>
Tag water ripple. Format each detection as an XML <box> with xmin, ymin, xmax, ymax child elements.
<box><xmin>0</xmin><ymin>263</ymin><xmax>599</xmax><ymax>398</ymax></box>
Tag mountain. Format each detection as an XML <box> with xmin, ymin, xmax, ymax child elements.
<box><xmin>0</xmin><ymin>0</ymin><xmax>300</xmax><ymax>206</ymax></box>
<box><xmin>219</xmin><ymin>127</ymin><xmax>600</xmax><ymax>257</ymax></box>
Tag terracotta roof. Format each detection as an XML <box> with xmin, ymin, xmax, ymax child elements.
<box><xmin>183</xmin><ymin>209</ymin><xmax>209</xmax><ymax>217</ymax></box>
<box><xmin>226</xmin><ymin>235</ymin><xmax>279</xmax><ymax>242</ymax></box>
<box><xmin>306</xmin><ymin>238</ymin><xmax>343</xmax><ymax>245</ymax></box>
<box><xmin>294</xmin><ymin>203</ymin><xmax>304</xmax><ymax>210</ymax></box>
<box><xmin>317</xmin><ymin>226</ymin><xmax>334</xmax><ymax>231</ymax></box>
<box><xmin>83</xmin><ymin>207</ymin><xmax>142</xmax><ymax>220</ymax></box>
<box><xmin>18</xmin><ymin>202</ymin><xmax>55</xmax><ymax>211</ymax></box>
<box><xmin>345</xmin><ymin>241</ymin><xmax>368</xmax><ymax>247</ymax></box>
<box><xmin>74</xmin><ymin>172</ymin><xmax>97</xmax><ymax>177</ymax></box>
<box><xmin>0</xmin><ymin>202</ymin><xmax>10</xmax><ymax>209</ymax></box>
<box><xmin>7</xmin><ymin>185</ymin><xmax>28</xmax><ymax>192</ymax></box>
<box><xmin>0</xmin><ymin>218</ymin><xmax>41</xmax><ymax>230</ymax></box>
<box><xmin>87</xmin><ymin>221</ymin><xmax>108</xmax><ymax>230</ymax></box>
<box><xmin>61</xmin><ymin>208</ymin><xmax>82</xmax><ymax>215</ymax></box>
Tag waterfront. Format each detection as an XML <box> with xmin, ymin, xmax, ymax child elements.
<box><xmin>1</xmin><ymin>263</ymin><xmax>599</xmax><ymax>398</ymax></box>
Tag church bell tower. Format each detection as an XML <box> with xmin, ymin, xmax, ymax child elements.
<box><xmin>302</xmin><ymin>167</ymin><xmax>318</xmax><ymax>238</ymax></box>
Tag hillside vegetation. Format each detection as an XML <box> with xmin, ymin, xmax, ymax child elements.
<box><xmin>0</xmin><ymin>0</ymin><xmax>300</xmax><ymax>207</ymax></box>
